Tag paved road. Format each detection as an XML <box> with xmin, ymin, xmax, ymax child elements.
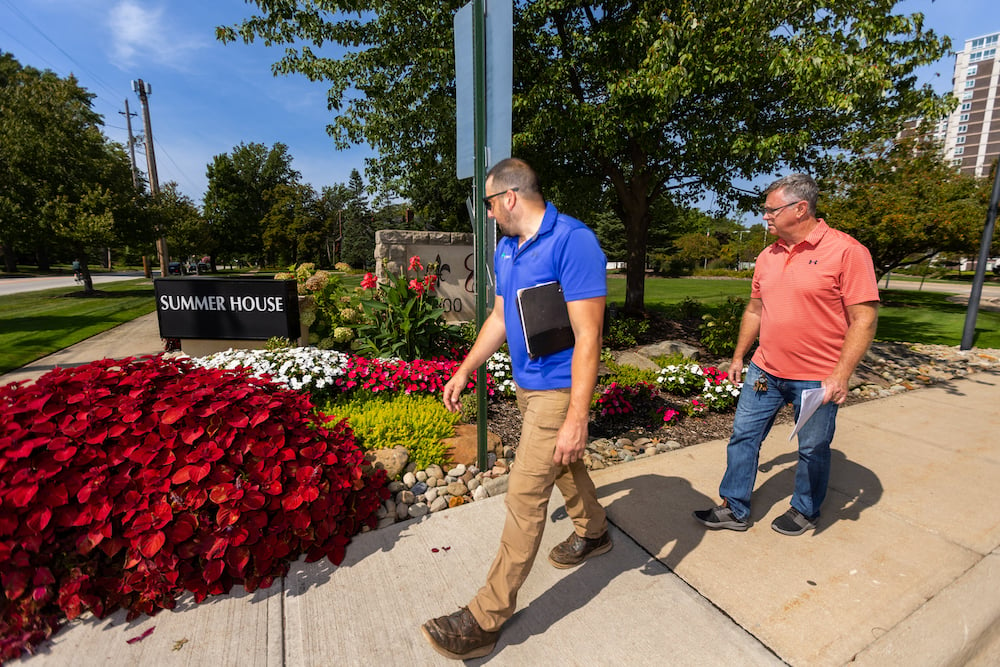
<box><xmin>881</xmin><ymin>275</ymin><xmax>1000</xmax><ymax>298</ymax></box>
<box><xmin>0</xmin><ymin>271</ymin><xmax>156</xmax><ymax>296</ymax></box>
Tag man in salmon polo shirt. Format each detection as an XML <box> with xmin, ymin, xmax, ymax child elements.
<box><xmin>693</xmin><ymin>173</ymin><xmax>879</xmax><ymax>536</ymax></box>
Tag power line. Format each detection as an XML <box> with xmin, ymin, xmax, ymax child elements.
<box><xmin>2</xmin><ymin>3</ymin><xmax>201</xmax><ymax>199</ymax></box>
<box><xmin>1</xmin><ymin>0</ymin><xmax>122</xmax><ymax>103</ymax></box>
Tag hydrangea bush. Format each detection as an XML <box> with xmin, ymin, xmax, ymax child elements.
<box><xmin>276</xmin><ymin>263</ymin><xmax>364</xmax><ymax>350</ymax></box>
<box><xmin>0</xmin><ymin>356</ymin><xmax>388</xmax><ymax>661</ymax></box>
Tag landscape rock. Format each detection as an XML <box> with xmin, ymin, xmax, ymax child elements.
<box><xmin>635</xmin><ymin>340</ymin><xmax>701</xmax><ymax>361</ymax></box>
<box><xmin>370</xmin><ymin>446</ymin><xmax>409</xmax><ymax>480</ymax></box>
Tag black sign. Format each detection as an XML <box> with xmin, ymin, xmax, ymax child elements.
<box><xmin>154</xmin><ymin>278</ymin><xmax>300</xmax><ymax>340</ymax></box>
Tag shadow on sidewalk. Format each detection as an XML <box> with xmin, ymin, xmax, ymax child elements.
<box><xmin>756</xmin><ymin>448</ymin><xmax>883</xmax><ymax>536</ymax></box>
<box><xmin>470</xmin><ymin>474</ymin><xmax>712</xmax><ymax>661</ymax></box>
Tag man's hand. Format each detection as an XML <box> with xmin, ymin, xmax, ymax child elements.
<box><xmin>552</xmin><ymin>417</ymin><xmax>588</xmax><ymax>466</ymax></box>
<box><xmin>821</xmin><ymin>375</ymin><xmax>849</xmax><ymax>405</ymax></box>
<box><xmin>442</xmin><ymin>372</ymin><xmax>470</xmax><ymax>413</ymax></box>
<box><xmin>727</xmin><ymin>356</ymin><xmax>745</xmax><ymax>384</ymax></box>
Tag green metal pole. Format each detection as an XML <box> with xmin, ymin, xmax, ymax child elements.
<box><xmin>473</xmin><ymin>0</ymin><xmax>489</xmax><ymax>472</ymax></box>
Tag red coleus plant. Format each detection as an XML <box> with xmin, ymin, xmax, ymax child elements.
<box><xmin>0</xmin><ymin>355</ymin><xmax>388</xmax><ymax>661</ymax></box>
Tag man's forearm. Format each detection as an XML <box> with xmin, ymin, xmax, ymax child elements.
<box><xmin>831</xmin><ymin>302</ymin><xmax>879</xmax><ymax>382</ymax></box>
<box><xmin>456</xmin><ymin>308</ymin><xmax>507</xmax><ymax>380</ymax></box>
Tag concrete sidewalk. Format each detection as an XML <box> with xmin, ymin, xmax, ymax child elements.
<box><xmin>5</xmin><ymin>317</ymin><xmax>1000</xmax><ymax>665</ymax></box>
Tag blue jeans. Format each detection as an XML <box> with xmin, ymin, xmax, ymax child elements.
<box><xmin>719</xmin><ymin>362</ymin><xmax>838</xmax><ymax>522</ymax></box>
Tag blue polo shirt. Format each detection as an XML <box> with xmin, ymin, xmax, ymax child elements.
<box><xmin>494</xmin><ymin>202</ymin><xmax>607</xmax><ymax>390</ymax></box>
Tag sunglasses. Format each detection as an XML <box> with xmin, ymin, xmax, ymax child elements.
<box><xmin>482</xmin><ymin>188</ymin><xmax>519</xmax><ymax>211</ymax></box>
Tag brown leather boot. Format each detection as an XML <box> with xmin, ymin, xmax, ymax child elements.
<box><xmin>548</xmin><ymin>530</ymin><xmax>613</xmax><ymax>568</ymax></box>
<box><xmin>421</xmin><ymin>607</ymin><xmax>499</xmax><ymax>660</ymax></box>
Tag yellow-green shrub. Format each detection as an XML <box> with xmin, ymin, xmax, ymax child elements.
<box><xmin>599</xmin><ymin>360</ymin><xmax>662</xmax><ymax>388</ymax></box>
<box><xmin>320</xmin><ymin>393</ymin><xmax>460</xmax><ymax>470</ymax></box>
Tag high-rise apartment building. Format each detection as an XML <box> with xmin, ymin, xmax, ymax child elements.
<box><xmin>943</xmin><ymin>31</ymin><xmax>999</xmax><ymax>177</ymax></box>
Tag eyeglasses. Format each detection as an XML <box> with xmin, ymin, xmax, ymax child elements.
<box><xmin>760</xmin><ymin>200</ymin><xmax>802</xmax><ymax>216</ymax></box>
<box><xmin>483</xmin><ymin>188</ymin><xmax>519</xmax><ymax>211</ymax></box>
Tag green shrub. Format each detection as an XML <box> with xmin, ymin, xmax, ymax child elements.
<box><xmin>663</xmin><ymin>296</ymin><xmax>703</xmax><ymax>321</ymax></box>
<box><xmin>605</xmin><ymin>314</ymin><xmax>650</xmax><ymax>349</ymax></box>
<box><xmin>650</xmin><ymin>351</ymin><xmax>690</xmax><ymax>367</ymax></box>
<box><xmin>321</xmin><ymin>393</ymin><xmax>460</xmax><ymax>471</ymax></box>
<box><xmin>600</xmin><ymin>360</ymin><xmax>662</xmax><ymax>388</ymax></box>
<box><xmin>264</xmin><ymin>336</ymin><xmax>294</xmax><ymax>351</ymax></box>
<box><xmin>460</xmin><ymin>392</ymin><xmax>478</xmax><ymax>423</ymax></box>
<box><xmin>698</xmin><ymin>296</ymin><xmax>745</xmax><ymax>355</ymax></box>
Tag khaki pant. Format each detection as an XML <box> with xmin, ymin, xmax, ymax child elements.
<box><xmin>468</xmin><ymin>387</ymin><xmax>607</xmax><ymax>632</ymax></box>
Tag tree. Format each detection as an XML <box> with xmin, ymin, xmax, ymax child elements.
<box><xmin>159</xmin><ymin>183</ymin><xmax>212</xmax><ymax>266</ymax></box>
<box><xmin>261</xmin><ymin>182</ymin><xmax>325</xmax><ymax>266</ymax></box>
<box><xmin>820</xmin><ymin>138</ymin><xmax>990</xmax><ymax>279</ymax></box>
<box><xmin>673</xmin><ymin>232</ymin><xmax>722</xmax><ymax>271</ymax></box>
<box><xmin>202</xmin><ymin>142</ymin><xmax>300</xmax><ymax>267</ymax></box>
<box><xmin>219</xmin><ymin>1</ymin><xmax>951</xmax><ymax>312</ymax></box>
<box><xmin>339</xmin><ymin>169</ymin><xmax>375</xmax><ymax>270</ymax></box>
<box><xmin>0</xmin><ymin>52</ymin><xmax>146</xmax><ymax>285</ymax></box>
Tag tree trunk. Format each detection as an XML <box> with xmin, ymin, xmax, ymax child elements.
<box><xmin>1</xmin><ymin>242</ymin><xmax>16</xmax><ymax>273</ymax></box>
<box><xmin>75</xmin><ymin>244</ymin><xmax>95</xmax><ymax>293</ymax></box>
<box><xmin>36</xmin><ymin>244</ymin><xmax>51</xmax><ymax>272</ymax></box>
<box><xmin>601</xmin><ymin>142</ymin><xmax>654</xmax><ymax>315</ymax></box>
<box><xmin>623</xmin><ymin>210</ymin><xmax>650</xmax><ymax>314</ymax></box>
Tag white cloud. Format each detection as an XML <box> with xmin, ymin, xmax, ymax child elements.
<box><xmin>106</xmin><ymin>0</ymin><xmax>208</xmax><ymax>69</ymax></box>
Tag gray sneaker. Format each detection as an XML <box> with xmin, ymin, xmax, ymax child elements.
<box><xmin>692</xmin><ymin>504</ymin><xmax>749</xmax><ymax>531</ymax></box>
<box><xmin>771</xmin><ymin>507</ymin><xmax>817</xmax><ymax>536</ymax></box>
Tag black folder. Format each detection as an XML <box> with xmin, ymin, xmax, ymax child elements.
<box><xmin>516</xmin><ymin>281</ymin><xmax>575</xmax><ymax>359</ymax></box>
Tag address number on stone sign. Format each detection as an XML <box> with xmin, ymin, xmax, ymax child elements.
<box><xmin>440</xmin><ymin>298</ymin><xmax>464</xmax><ymax>313</ymax></box>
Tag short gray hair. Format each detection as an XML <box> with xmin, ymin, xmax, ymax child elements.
<box><xmin>764</xmin><ymin>173</ymin><xmax>818</xmax><ymax>216</ymax></box>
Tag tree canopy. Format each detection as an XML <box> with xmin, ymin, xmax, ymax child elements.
<box><xmin>202</xmin><ymin>142</ymin><xmax>300</xmax><ymax>267</ymax></box>
<box><xmin>821</xmin><ymin>138</ymin><xmax>994</xmax><ymax>279</ymax></box>
<box><xmin>0</xmin><ymin>52</ymin><xmax>147</xmax><ymax>284</ymax></box>
<box><xmin>219</xmin><ymin>0</ymin><xmax>953</xmax><ymax>311</ymax></box>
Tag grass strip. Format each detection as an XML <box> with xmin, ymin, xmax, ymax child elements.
<box><xmin>0</xmin><ymin>279</ymin><xmax>156</xmax><ymax>374</ymax></box>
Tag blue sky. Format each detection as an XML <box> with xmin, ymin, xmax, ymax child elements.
<box><xmin>1</xmin><ymin>0</ymin><xmax>997</xmax><ymax>207</ymax></box>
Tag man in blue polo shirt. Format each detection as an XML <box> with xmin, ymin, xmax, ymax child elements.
<box><xmin>422</xmin><ymin>158</ymin><xmax>612</xmax><ymax>660</ymax></box>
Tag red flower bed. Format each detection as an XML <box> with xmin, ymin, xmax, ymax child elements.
<box><xmin>0</xmin><ymin>356</ymin><xmax>388</xmax><ymax>661</ymax></box>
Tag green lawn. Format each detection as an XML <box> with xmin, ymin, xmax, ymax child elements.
<box><xmin>0</xmin><ymin>279</ymin><xmax>156</xmax><ymax>375</ymax></box>
<box><xmin>607</xmin><ymin>274</ymin><xmax>752</xmax><ymax>306</ymax></box>
<box><xmin>877</xmin><ymin>289</ymin><xmax>1000</xmax><ymax>348</ymax></box>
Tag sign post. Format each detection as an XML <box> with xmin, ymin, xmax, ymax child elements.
<box><xmin>455</xmin><ymin>0</ymin><xmax>512</xmax><ymax>471</ymax></box>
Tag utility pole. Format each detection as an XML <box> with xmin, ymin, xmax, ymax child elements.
<box><xmin>119</xmin><ymin>99</ymin><xmax>139</xmax><ymax>190</ymax></box>
<box><xmin>132</xmin><ymin>78</ymin><xmax>168</xmax><ymax>278</ymax></box>
<box><xmin>120</xmin><ymin>98</ymin><xmax>144</xmax><ymax>277</ymax></box>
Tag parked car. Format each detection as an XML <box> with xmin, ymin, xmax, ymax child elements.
<box><xmin>167</xmin><ymin>261</ymin><xmax>183</xmax><ymax>275</ymax></box>
<box><xmin>197</xmin><ymin>262</ymin><xmax>210</xmax><ymax>273</ymax></box>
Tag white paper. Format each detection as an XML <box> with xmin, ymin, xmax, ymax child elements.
<box><xmin>789</xmin><ymin>388</ymin><xmax>826</xmax><ymax>440</ymax></box>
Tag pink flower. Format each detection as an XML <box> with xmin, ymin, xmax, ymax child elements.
<box><xmin>360</xmin><ymin>273</ymin><xmax>377</xmax><ymax>290</ymax></box>
<box><xmin>408</xmin><ymin>256</ymin><xmax>423</xmax><ymax>272</ymax></box>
